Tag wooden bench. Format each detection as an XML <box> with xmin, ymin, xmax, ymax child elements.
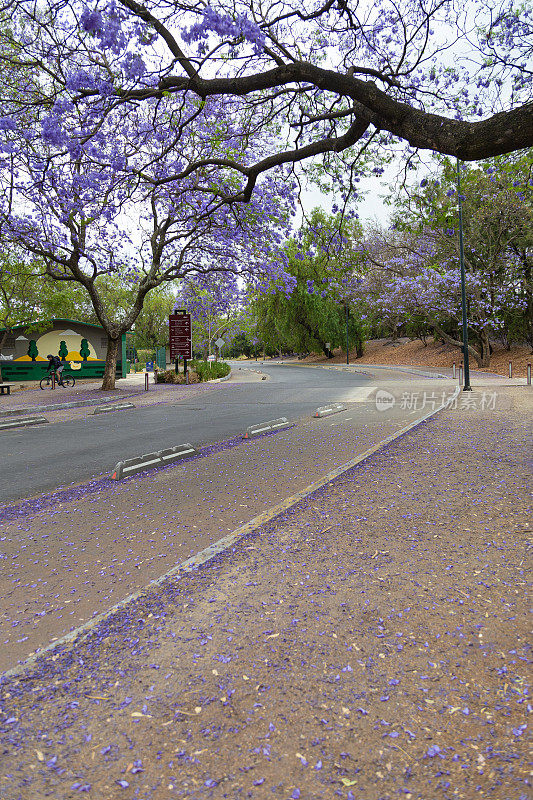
<box><xmin>0</xmin><ymin>383</ymin><xmax>15</xmax><ymax>396</ymax></box>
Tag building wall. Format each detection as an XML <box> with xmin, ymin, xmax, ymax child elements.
<box><xmin>8</xmin><ymin>320</ymin><xmax>108</xmax><ymax>362</ymax></box>
<box><xmin>0</xmin><ymin>320</ymin><xmax>126</xmax><ymax>381</ymax></box>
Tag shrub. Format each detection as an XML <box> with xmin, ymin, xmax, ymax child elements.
<box><xmin>137</xmin><ymin>349</ymin><xmax>155</xmax><ymax>364</ymax></box>
<box><xmin>191</xmin><ymin>360</ymin><xmax>230</xmax><ymax>382</ymax></box>
<box><xmin>155</xmin><ymin>369</ymin><xmax>200</xmax><ymax>384</ymax></box>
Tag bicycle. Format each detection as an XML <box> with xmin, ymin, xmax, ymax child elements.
<box><xmin>39</xmin><ymin>372</ymin><xmax>76</xmax><ymax>390</ymax></box>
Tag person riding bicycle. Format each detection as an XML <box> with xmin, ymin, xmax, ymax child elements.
<box><xmin>46</xmin><ymin>354</ymin><xmax>65</xmax><ymax>386</ymax></box>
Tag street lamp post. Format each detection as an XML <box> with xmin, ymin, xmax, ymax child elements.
<box><xmin>456</xmin><ymin>159</ymin><xmax>472</xmax><ymax>392</ymax></box>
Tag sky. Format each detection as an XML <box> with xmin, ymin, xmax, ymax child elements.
<box><xmin>299</xmin><ymin>171</ymin><xmax>394</xmax><ymax>230</ymax></box>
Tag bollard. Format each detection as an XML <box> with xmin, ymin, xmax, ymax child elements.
<box><xmin>459</xmin><ymin>366</ymin><xmax>463</xmax><ymax>386</ymax></box>
<box><xmin>144</xmin><ymin>372</ymin><xmax>149</xmax><ymax>391</ymax></box>
<box><xmin>452</xmin><ymin>361</ymin><xmax>456</xmax><ymax>379</ymax></box>
<box><xmin>527</xmin><ymin>363</ymin><xmax>531</xmax><ymax>386</ymax></box>
<box><xmin>51</xmin><ymin>372</ymin><xmax>55</xmax><ymax>390</ymax></box>
<box><xmin>509</xmin><ymin>361</ymin><xmax>512</xmax><ymax>379</ymax></box>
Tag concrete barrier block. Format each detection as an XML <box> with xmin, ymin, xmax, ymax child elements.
<box><xmin>93</xmin><ymin>402</ymin><xmax>135</xmax><ymax>414</ymax></box>
<box><xmin>243</xmin><ymin>417</ymin><xmax>290</xmax><ymax>438</ymax></box>
<box><xmin>314</xmin><ymin>403</ymin><xmax>346</xmax><ymax>418</ymax></box>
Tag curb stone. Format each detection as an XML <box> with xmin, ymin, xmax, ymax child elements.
<box><xmin>0</xmin><ymin>392</ymin><xmax>139</xmax><ymax>417</ymax></box>
<box><xmin>1</xmin><ymin>386</ymin><xmax>459</xmax><ymax>680</ymax></box>
<box><xmin>0</xmin><ymin>416</ymin><xmax>49</xmax><ymax>431</ymax></box>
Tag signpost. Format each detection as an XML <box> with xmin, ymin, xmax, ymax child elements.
<box><xmin>169</xmin><ymin>311</ymin><xmax>192</xmax><ymax>378</ymax></box>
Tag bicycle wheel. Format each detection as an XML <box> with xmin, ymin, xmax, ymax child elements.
<box><xmin>39</xmin><ymin>376</ymin><xmax>50</xmax><ymax>390</ymax></box>
<box><xmin>63</xmin><ymin>375</ymin><xmax>75</xmax><ymax>388</ymax></box>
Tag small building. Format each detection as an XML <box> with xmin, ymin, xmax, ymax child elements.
<box><xmin>0</xmin><ymin>318</ymin><xmax>128</xmax><ymax>381</ymax></box>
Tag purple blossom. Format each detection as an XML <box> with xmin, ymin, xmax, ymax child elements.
<box><xmin>0</xmin><ymin>116</ymin><xmax>16</xmax><ymax>131</ymax></box>
<box><xmin>41</xmin><ymin>116</ymin><xmax>65</xmax><ymax>147</ymax></box>
<box><xmin>66</xmin><ymin>70</ymin><xmax>95</xmax><ymax>92</ymax></box>
<box><xmin>512</xmin><ymin>723</ymin><xmax>527</xmax><ymax>736</ymax></box>
<box><xmin>80</xmin><ymin>8</ymin><xmax>103</xmax><ymax>32</ymax></box>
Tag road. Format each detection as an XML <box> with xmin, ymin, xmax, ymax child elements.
<box><xmin>1</xmin><ymin>362</ymin><xmax>458</xmax><ymax>669</ymax></box>
<box><xmin>1</xmin><ymin>362</ymin><xmax>376</xmax><ymax>504</ymax></box>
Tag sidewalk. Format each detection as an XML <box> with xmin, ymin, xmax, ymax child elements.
<box><xmin>0</xmin><ymin>386</ymin><xmax>530</xmax><ymax>799</ymax></box>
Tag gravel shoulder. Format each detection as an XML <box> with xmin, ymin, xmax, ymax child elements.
<box><xmin>1</xmin><ymin>387</ymin><xmax>531</xmax><ymax>799</ymax></box>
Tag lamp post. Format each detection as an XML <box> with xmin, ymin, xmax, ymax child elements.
<box><xmin>456</xmin><ymin>158</ymin><xmax>472</xmax><ymax>392</ymax></box>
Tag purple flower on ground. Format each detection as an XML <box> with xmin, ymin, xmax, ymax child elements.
<box><xmin>512</xmin><ymin>724</ymin><xmax>527</xmax><ymax>736</ymax></box>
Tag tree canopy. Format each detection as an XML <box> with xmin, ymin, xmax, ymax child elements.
<box><xmin>1</xmin><ymin>0</ymin><xmax>531</xmax><ymax>211</ymax></box>
<box><xmin>252</xmin><ymin>209</ymin><xmax>366</xmax><ymax>357</ymax></box>
<box><xmin>353</xmin><ymin>152</ymin><xmax>533</xmax><ymax>366</ymax></box>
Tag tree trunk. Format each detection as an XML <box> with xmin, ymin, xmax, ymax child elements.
<box><xmin>102</xmin><ymin>336</ymin><xmax>121</xmax><ymax>390</ymax></box>
<box><xmin>478</xmin><ymin>328</ymin><xmax>492</xmax><ymax>368</ymax></box>
<box><xmin>430</xmin><ymin>319</ymin><xmax>483</xmax><ymax>367</ymax></box>
<box><xmin>0</xmin><ymin>330</ymin><xmax>6</xmax><ymax>383</ymax></box>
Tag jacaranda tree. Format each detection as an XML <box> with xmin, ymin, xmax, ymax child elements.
<box><xmin>0</xmin><ymin>85</ymin><xmax>296</xmax><ymax>386</ymax></box>
<box><xmin>352</xmin><ymin>153</ymin><xmax>532</xmax><ymax>367</ymax></box>
<box><xmin>2</xmin><ymin>1</ymin><xmax>529</xmax><ymax>182</ymax></box>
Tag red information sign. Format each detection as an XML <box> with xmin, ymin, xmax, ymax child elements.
<box><xmin>169</xmin><ymin>311</ymin><xmax>192</xmax><ymax>359</ymax></box>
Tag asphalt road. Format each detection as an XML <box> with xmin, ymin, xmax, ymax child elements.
<box><xmin>1</xmin><ymin>362</ymin><xmax>458</xmax><ymax>667</ymax></box>
<box><xmin>1</xmin><ymin>363</ymin><xmax>376</xmax><ymax>504</ymax></box>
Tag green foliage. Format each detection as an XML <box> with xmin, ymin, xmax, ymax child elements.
<box><xmin>251</xmin><ymin>209</ymin><xmax>365</xmax><ymax>357</ymax></box>
<box><xmin>155</xmin><ymin>362</ymin><xmax>229</xmax><ymax>382</ymax></box>
<box><xmin>190</xmin><ymin>359</ymin><xmax>230</xmax><ymax>381</ymax></box>
<box><xmin>391</xmin><ymin>150</ymin><xmax>533</xmax><ymax>357</ymax></box>
<box><xmin>133</xmin><ymin>287</ymin><xmax>176</xmax><ymax>349</ymax></box>
<box><xmin>137</xmin><ymin>349</ymin><xmax>155</xmax><ymax>362</ymax></box>
<box><xmin>58</xmin><ymin>340</ymin><xmax>68</xmax><ymax>359</ymax></box>
<box><xmin>226</xmin><ymin>332</ymin><xmax>255</xmax><ymax>358</ymax></box>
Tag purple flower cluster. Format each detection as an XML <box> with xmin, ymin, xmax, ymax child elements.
<box><xmin>182</xmin><ymin>7</ymin><xmax>266</xmax><ymax>54</ymax></box>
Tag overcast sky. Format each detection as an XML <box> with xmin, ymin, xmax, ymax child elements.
<box><xmin>298</xmin><ymin>170</ymin><xmax>394</xmax><ymax>230</ymax></box>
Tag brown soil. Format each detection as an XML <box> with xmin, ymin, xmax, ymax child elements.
<box><xmin>297</xmin><ymin>338</ymin><xmax>532</xmax><ymax>377</ymax></box>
